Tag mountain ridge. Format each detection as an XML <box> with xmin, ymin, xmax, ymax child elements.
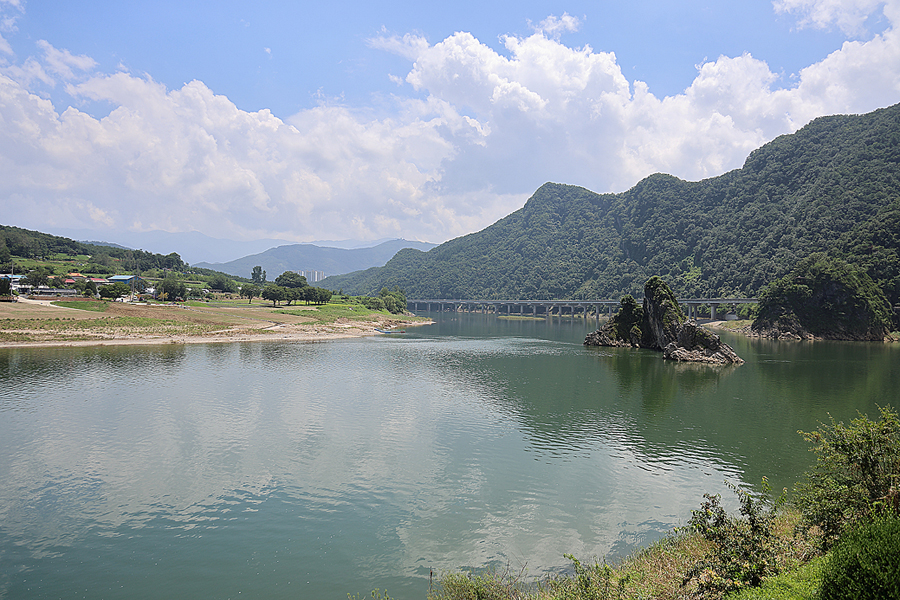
<box><xmin>321</xmin><ymin>103</ymin><xmax>900</xmax><ymax>305</ymax></box>
<box><xmin>195</xmin><ymin>239</ymin><xmax>438</xmax><ymax>280</ymax></box>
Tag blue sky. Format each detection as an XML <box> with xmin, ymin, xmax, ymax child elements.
<box><xmin>2</xmin><ymin>0</ymin><xmax>899</xmax><ymax>246</ymax></box>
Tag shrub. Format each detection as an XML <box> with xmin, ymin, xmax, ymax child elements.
<box><xmin>819</xmin><ymin>515</ymin><xmax>900</xmax><ymax>600</ymax></box>
<box><xmin>546</xmin><ymin>555</ymin><xmax>629</xmax><ymax>600</ymax></box>
<box><xmin>427</xmin><ymin>566</ymin><xmax>527</xmax><ymax>600</ymax></box>
<box><xmin>358</xmin><ymin>296</ymin><xmax>386</xmax><ymax>311</ymax></box>
<box><xmin>793</xmin><ymin>406</ymin><xmax>900</xmax><ymax>548</ymax></box>
<box><xmin>683</xmin><ymin>480</ymin><xmax>784</xmax><ymax>597</ymax></box>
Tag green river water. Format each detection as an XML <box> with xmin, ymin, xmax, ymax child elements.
<box><xmin>0</xmin><ymin>312</ymin><xmax>897</xmax><ymax>599</ymax></box>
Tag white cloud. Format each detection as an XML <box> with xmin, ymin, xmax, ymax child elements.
<box><xmin>531</xmin><ymin>13</ymin><xmax>582</xmax><ymax>37</ymax></box>
<box><xmin>367</xmin><ymin>30</ymin><xmax>430</xmax><ymax>61</ymax></box>
<box><xmin>1</xmin><ymin>9</ymin><xmax>899</xmax><ymax>244</ymax></box>
<box><xmin>0</xmin><ymin>33</ymin><xmax>13</xmax><ymax>56</ymax></box>
<box><xmin>0</xmin><ymin>0</ymin><xmax>22</xmax><ymax>56</ymax></box>
<box><xmin>37</xmin><ymin>40</ymin><xmax>96</xmax><ymax>80</ymax></box>
<box><xmin>773</xmin><ymin>0</ymin><xmax>891</xmax><ymax>35</ymax></box>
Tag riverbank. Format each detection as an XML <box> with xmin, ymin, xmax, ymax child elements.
<box><xmin>427</xmin><ymin>508</ymin><xmax>823</xmax><ymax>600</ymax></box>
<box><xmin>705</xmin><ymin>318</ymin><xmax>900</xmax><ymax>341</ymax></box>
<box><xmin>0</xmin><ymin>297</ymin><xmax>431</xmax><ymax>348</ymax></box>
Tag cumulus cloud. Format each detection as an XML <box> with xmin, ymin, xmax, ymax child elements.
<box><xmin>1</xmin><ymin>6</ymin><xmax>899</xmax><ymax>244</ymax></box>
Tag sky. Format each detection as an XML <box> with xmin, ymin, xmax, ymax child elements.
<box><xmin>1</xmin><ymin>0</ymin><xmax>899</xmax><ymax>246</ymax></box>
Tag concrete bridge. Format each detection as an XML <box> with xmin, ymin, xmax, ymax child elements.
<box><xmin>407</xmin><ymin>297</ymin><xmax>758</xmax><ymax>321</ymax></box>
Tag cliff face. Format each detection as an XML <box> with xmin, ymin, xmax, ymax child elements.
<box><xmin>641</xmin><ymin>276</ymin><xmax>686</xmax><ymax>350</ymax></box>
<box><xmin>585</xmin><ymin>276</ymin><xmax>744</xmax><ymax>365</ymax></box>
<box><xmin>751</xmin><ymin>254</ymin><xmax>894</xmax><ymax>341</ymax></box>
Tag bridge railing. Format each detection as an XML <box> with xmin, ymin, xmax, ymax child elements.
<box><xmin>406</xmin><ymin>298</ymin><xmax>758</xmax><ymax>319</ymax></box>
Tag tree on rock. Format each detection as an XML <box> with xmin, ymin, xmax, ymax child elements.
<box><xmin>585</xmin><ymin>276</ymin><xmax>742</xmax><ymax>364</ymax></box>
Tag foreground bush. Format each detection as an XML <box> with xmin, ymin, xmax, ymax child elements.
<box><xmin>682</xmin><ymin>481</ymin><xmax>784</xmax><ymax>598</ymax></box>
<box><xmin>793</xmin><ymin>405</ymin><xmax>900</xmax><ymax>548</ymax></box>
<box><xmin>819</xmin><ymin>515</ymin><xmax>900</xmax><ymax>600</ymax></box>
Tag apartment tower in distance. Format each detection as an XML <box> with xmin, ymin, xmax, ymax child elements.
<box><xmin>299</xmin><ymin>270</ymin><xmax>325</xmax><ymax>283</ymax></box>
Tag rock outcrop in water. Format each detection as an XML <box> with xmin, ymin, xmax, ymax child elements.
<box><xmin>584</xmin><ymin>276</ymin><xmax>744</xmax><ymax>364</ymax></box>
<box><xmin>751</xmin><ymin>254</ymin><xmax>895</xmax><ymax>341</ymax></box>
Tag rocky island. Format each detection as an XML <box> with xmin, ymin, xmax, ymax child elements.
<box><xmin>750</xmin><ymin>254</ymin><xmax>896</xmax><ymax>341</ymax></box>
<box><xmin>584</xmin><ymin>276</ymin><xmax>744</xmax><ymax>364</ymax></box>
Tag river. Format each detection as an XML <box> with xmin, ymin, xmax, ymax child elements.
<box><xmin>0</xmin><ymin>313</ymin><xmax>897</xmax><ymax>599</ymax></box>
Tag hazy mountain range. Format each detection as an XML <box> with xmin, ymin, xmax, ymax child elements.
<box><xmin>44</xmin><ymin>228</ymin><xmax>419</xmax><ymax>266</ymax></box>
<box><xmin>194</xmin><ymin>239</ymin><xmax>437</xmax><ymax>280</ymax></box>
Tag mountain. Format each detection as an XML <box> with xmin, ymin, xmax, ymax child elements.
<box><xmin>46</xmin><ymin>229</ymin><xmax>295</xmax><ymax>265</ymax></box>
<box><xmin>0</xmin><ymin>225</ymin><xmax>189</xmax><ymax>273</ymax></box>
<box><xmin>194</xmin><ymin>239</ymin><xmax>438</xmax><ymax>280</ymax></box>
<box><xmin>322</xmin><ymin>103</ymin><xmax>900</xmax><ymax>305</ymax></box>
<box><xmin>79</xmin><ymin>240</ymin><xmax>132</xmax><ymax>250</ymax></box>
<box><xmin>306</xmin><ymin>238</ymin><xmax>403</xmax><ymax>250</ymax></box>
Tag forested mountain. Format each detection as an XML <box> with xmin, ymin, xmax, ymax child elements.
<box><xmin>321</xmin><ymin>103</ymin><xmax>900</xmax><ymax>305</ymax></box>
<box><xmin>0</xmin><ymin>225</ymin><xmax>187</xmax><ymax>273</ymax></box>
<box><xmin>194</xmin><ymin>239</ymin><xmax>437</xmax><ymax>280</ymax></box>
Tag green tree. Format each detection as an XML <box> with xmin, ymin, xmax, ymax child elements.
<box><xmin>99</xmin><ymin>282</ymin><xmax>131</xmax><ymax>300</ymax></box>
<box><xmin>313</xmin><ymin>287</ymin><xmax>332</xmax><ymax>305</ymax></box>
<box><xmin>157</xmin><ymin>277</ymin><xmax>187</xmax><ymax>301</ymax></box>
<box><xmin>83</xmin><ymin>280</ymin><xmax>97</xmax><ymax>297</ymax></box>
<box><xmin>261</xmin><ymin>284</ymin><xmax>286</xmax><ymax>306</ymax></box>
<box><xmin>208</xmin><ymin>273</ymin><xmax>238</xmax><ymax>293</ymax></box>
<box><xmin>162</xmin><ymin>252</ymin><xmax>183</xmax><ymax>270</ymax></box>
<box><xmin>0</xmin><ymin>277</ymin><xmax>11</xmax><ymax>296</ymax></box>
<box><xmin>241</xmin><ymin>284</ymin><xmax>260</xmax><ymax>304</ymax></box>
<box><xmin>379</xmin><ymin>287</ymin><xmax>407</xmax><ymax>314</ymax></box>
<box><xmin>21</xmin><ymin>266</ymin><xmax>51</xmax><ymax>287</ymax></box>
<box><xmin>0</xmin><ymin>241</ymin><xmax>11</xmax><ymax>266</ymax></box>
<box><xmin>274</xmin><ymin>271</ymin><xmax>308</xmax><ymax>289</ymax></box>
<box><xmin>251</xmin><ymin>265</ymin><xmax>266</xmax><ymax>285</ymax></box>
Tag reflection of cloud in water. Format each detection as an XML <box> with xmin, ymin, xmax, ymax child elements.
<box><xmin>382</xmin><ymin>336</ymin><xmax>744</xmax><ymax>576</ymax></box>
<box><xmin>0</xmin><ymin>336</ymin><xmax>750</xmax><ymax>592</ymax></box>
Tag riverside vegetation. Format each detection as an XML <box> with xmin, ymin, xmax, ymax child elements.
<box><xmin>367</xmin><ymin>406</ymin><xmax>898</xmax><ymax>600</ymax></box>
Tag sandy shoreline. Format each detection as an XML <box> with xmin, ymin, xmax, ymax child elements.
<box><xmin>0</xmin><ymin>297</ymin><xmax>431</xmax><ymax>349</ymax></box>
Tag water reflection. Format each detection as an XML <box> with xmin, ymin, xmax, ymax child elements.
<box><xmin>0</xmin><ymin>320</ymin><xmax>897</xmax><ymax>600</ymax></box>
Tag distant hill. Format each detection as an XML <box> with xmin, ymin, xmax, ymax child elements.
<box><xmin>47</xmin><ymin>229</ymin><xmax>294</xmax><ymax>265</ymax></box>
<box><xmin>0</xmin><ymin>225</ymin><xmax>189</xmax><ymax>273</ymax></box>
<box><xmin>194</xmin><ymin>239</ymin><xmax>438</xmax><ymax>280</ymax></box>
<box><xmin>322</xmin><ymin>103</ymin><xmax>900</xmax><ymax>306</ymax></box>
<box><xmin>79</xmin><ymin>240</ymin><xmax>132</xmax><ymax>250</ymax></box>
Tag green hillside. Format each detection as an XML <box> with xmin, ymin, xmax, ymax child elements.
<box><xmin>322</xmin><ymin>103</ymin><xmax>900</xmax><ymax>304</ymax></box>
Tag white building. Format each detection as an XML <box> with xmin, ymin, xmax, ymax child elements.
<box><xmin>298</xmin><ymin>270</ymin><xmax>325</xmax><ymax>283</ymax></box>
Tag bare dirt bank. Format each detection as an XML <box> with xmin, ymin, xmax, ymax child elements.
<box><xmin>0</xmin><ymin>299</ymin><xmax>430</xmax><ymax>348</ymax></box>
